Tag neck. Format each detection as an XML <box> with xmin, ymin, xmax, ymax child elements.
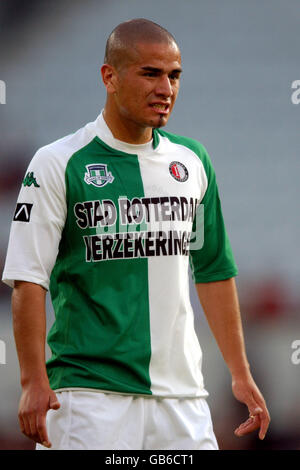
<box><xmin>103</xmin><ymin>104</ymin><xmax>153</xmax><ymax>145</ymax></box>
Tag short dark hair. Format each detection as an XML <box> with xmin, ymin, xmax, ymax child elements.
<box><xmin>104</xmin><ymin>18</ymin><xmax>178</xmax><ymax>68</ymax></box>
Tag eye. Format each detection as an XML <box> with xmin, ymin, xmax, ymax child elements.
<box><xmin>169</xmin><ymin>73</ymin><xmax>180</xmax><ymax>81</ymax></box>
<box><xmin>143</xmin><ymin>72</ymin><xmax>157</xmax><ymax>77</ymax></box>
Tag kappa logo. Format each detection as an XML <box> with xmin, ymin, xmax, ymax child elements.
<box><xmin>13</xmin><ymin>203</ymin><xmax>33</xmax><ymax>222</ymax></box>
<box><xmin>169</xmin><ymin>161</ymin><xmax>189</xmax><ymax>182</ymax></box>
<box><xmin>84</xmin><ymin>164</ymin><xmax>114</xmax><ymax>188</ymax></box>
<box><xmin>22</xmin><ymin>171</ymin><xmax>40</xmax><ymax>187</ymax></box>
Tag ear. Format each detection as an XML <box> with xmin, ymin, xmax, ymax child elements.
<box><xmin>101</xmin><ymin>64</ymin><xmax>118</xmax><ymax>94</ymax></box>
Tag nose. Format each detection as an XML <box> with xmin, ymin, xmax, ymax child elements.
<box><xmin>155</xmin><ymin>75</ymin><xmax>173</xmax><ymax>97</ymax></box>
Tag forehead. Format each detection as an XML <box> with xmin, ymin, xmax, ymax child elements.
<box><xmin>127</xmin><ymin>41</ymin><xmax>181</xmax><ymax>70</ymax></box>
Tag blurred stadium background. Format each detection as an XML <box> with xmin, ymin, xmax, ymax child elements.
<box><xmin>0</xmin><ymin>0</ymin><xmax>299</xmax><ymax>450</ymax></box>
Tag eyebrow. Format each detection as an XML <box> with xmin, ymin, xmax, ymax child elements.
<box><xmin>140</xmin><ymin>66</ymin><xmax>182</xmax><ymax>74</ymax></box>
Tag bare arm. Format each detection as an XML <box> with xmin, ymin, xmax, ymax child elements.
<box><xmin>12</xmin><ymin>281</ymin><xmax>60</xmax><ymax>448</ymax></box>
<box><xmin>196</xmin><ymin>277</ymin><xmax>270</xmax><ymax>440</ymax></box>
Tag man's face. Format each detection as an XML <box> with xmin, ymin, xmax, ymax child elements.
<box><xmin>111</xmin><ymin>41</ymin><xmax>182</xmax><ymax>131</ymax></box>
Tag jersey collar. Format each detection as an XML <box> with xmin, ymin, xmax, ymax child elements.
<box><xmin>94</xmin><ymin>111</ymin><xmax>161</xmax><ymax>155</ymax></box>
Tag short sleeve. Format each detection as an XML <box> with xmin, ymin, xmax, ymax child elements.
<box><xmin>189</xmin><ymin>147</ymin><xmax>238</xmax><ymax>283</ymax></box>
<box><xmin>2</xmin><ymin>146</ymin><xmax>67</xmax><ymax>290</ymax></box>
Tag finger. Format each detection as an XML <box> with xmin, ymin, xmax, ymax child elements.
<box><xmin>246</xmin><ymin>393</ymin><xmax>263</xmax><ymax>416</ymax></box>
<box><xmin>21</xmin><ymin>414</ymin><xmax>32</xmax><ymax>439</ymax></box>
<box><xmin>250</xmin><ymin>395</ymin><xmax>270</xmax><ymax>440</ymax></box>
<box><xmin>18</xmin><ymin>414</ymin><xmax>27</xmax><ymax>437</ymax></box>
<box><xmin>250</xmin><ymin>406</ymin><xmax>263</xmax><ymax>416</ymax></box>
<box><xmin>49</xmin><ymin>393</ymin><xmax>61</xmax><ymax>411</ymax></box>
<box><xmin>251</xmin><ymin>391</ymin><xmax>269</xmax><ymax>418</ymax></box>
<box><xmin>234</xmin><ymin>416</ymin><xmax>260</xmax><ymax>437</ymax></box>
<box><xmin>258</xmin><ymin>410</ymin><xmax>270</xmax><ymax>440</ymax></box>
<box><xmin>248</xmin><ymin>392</ymin><xmax>270</xmax><ymax>439</ymax></box>
<box><xmin>36</xmin><ymin>413</ymin><xmax>51</xmax><ymax>448</ymax></box>
<box><xmin>28</xmin><ymin>413</ymin><xmax>38</xmax><ymax>438</ymax></box>
<box><xmin>235</xmin><ymin>416</ymin><xmax>259</xmax><ymax>433</ymax></box>
<box><xmin>50</xmin><ymin>401</ymin><xmax>60</xmax><ymax>410</ymax></box>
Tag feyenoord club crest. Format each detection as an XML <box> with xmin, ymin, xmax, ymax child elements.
<box><xmin>169</xmin><ymin>161</ymin><xmax>189</xmax><ymax>182</ymax></box>
<box><xmin>84</xmin><ymin>164</ymin><xmax>114</xmax><ymax>188</ymax></box>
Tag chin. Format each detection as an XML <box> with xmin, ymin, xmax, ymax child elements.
<box><xmin>146</xmin><ymin>115</ymin><xmax>168</xmax><ymax>129</ymax></box>
<box><xmin>156</xmin><ymin>116</ymin><xmax>168</xmax><ymax>128</ymax></box>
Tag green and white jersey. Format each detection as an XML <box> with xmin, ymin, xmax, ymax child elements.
<box><xmin>2</xmin><ymin>112</ymin><xmax>238</xmax><ymax>397</ymax></box>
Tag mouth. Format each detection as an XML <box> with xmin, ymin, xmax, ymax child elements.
<box><xmin>150</xmin><ymin>103</ymin><xmax>170</xmax><ymax>115</ymax></box>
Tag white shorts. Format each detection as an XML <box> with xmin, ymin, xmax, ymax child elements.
<box><xmin>36</xmin><ymin>390</ymin><xmax>218</xmax><ymax>450</ymax></box>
